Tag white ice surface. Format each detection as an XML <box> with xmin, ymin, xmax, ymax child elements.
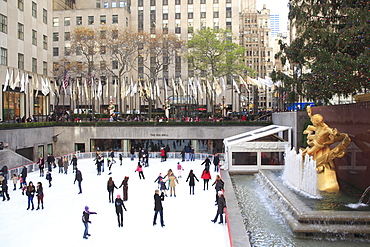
<box><xmin>1</xmin><ymin>158</ymin><xmax>230</xmax><ymax>247</ymax></box>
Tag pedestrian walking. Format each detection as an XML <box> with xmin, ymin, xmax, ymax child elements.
<box><xmin>26</xmin><ymin>181</ymin><xmax>35</xmax><ymax>210</ymax></box>
<box><xmin>153</xmin><ymin>190</ymin><xmax>165</xmax><ymax>227</ymax></box>
<box><xmin>11</xmin><ymin>174</ymin><xmax>18</xmax><ymax>191</ymax></box>
<box><xmin>201</xmin><ymin>168</ymin><xmax>212</xmax><ymax>190</ymax></box>
<box><xmin>211</xmin><ymin>191</ymin><xmax>227</xmax><ymax>224</ymax></box>
<box><xmin>38</xmin><ymin>157</ymin><xmax>44</xmax><ymax>177</ymax></box>
<box><xmin>135</xmin><ymin>163</ymin><xmax>145</xmax><ymax>179</ymax></box>
<box><xmin>114</xmin><ymin>195</ymin><xmax>127</xmax><ymax>227</ymax></box>
<box><xmin>82</xmin><ymin>206</ymin><xmax>97</xmax><ymax>239</ymax></box>
<box><xmin>46</xmin><ymin>172</ymin><xmax>52</xmax><ymax>187</ymax></box>
<box><xmin>107</xmin><ymin>177</ymin><xmax>118</xmax><ymax>203</ymax></box>
<box><xmin>119</xmin><ymin>176</ymin><xmax>129</xmax><ymax>201</ymax></box>
<box><xmin>74</xmin><ymin>168</ymin><xmax>83</xmax><ymax>194</ymax></box>
<box><xmin>36</xmin><ymin>182</ymin><xmax>44</xmax><ymax>210</ymax></box>
<box><xmin>186</xmin><ymin>169</ymin><xmax>199</xmax><ymax>195</ymax></box>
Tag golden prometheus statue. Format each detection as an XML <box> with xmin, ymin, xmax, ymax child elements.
<box><xmin>302</xmin><ymin>106</ymin><xmax>351</xmax><ymax>193</ymax></box>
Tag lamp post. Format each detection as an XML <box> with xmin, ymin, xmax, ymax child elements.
<box><xmin>221</xmin><ymin>96</ymin><xmax>226</xmax><ymax>117</ymax></box>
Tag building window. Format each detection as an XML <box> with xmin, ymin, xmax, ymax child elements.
<box><xmin>53</xmin><ymin>17</ymin><xmax>59</xmax><ymax>27</ymax></box>
<box><xmin>188</xmin><ymin>13</ymin><xmax>193</xmax><ymax>19</ymax></box>
<box><xmin>32</xmin><ymin>30</ymin><xmax>37</xmax><ymax>46</ymax></box>
<box><xmin>163</xmin><ymin>0</ymin><xmax>168</xmax><ymax>5</ymax></box>
<box><xmin>100</xmin><ymin>61</ymin><xmax>106</xmax><ymax>70</ymax></box>
<box><xmin>150</xmin><ymin>0</ymin><xmax>156</xmax><ymax>6</ymax></box>
<box><xmin>0</xmin><ymin>48</ymin><xmax>7</xmax><ymax>66</ymax></box>
<box><xmin>226</xmin><ymin>0</ymin><xmax>231</xmax><ymax>3</ymax></box>
<box><xmin>43</xmin><ymin>9</ymin><xmax>47</xmax><ymax>24</ymax></box>
<box><xmin>112</xmin><ymin>15</ymin><xmax>118</xmax><ymax>24</ymax></box>
<box><xmin>126</xmin><ymin>17</ymin><xmax>128</xmax><ymax>27</ymax></box>
<box><xmin>53</xmin><ymin>32</ymin><xmax>59</xmax><ymax>42</ymax></box>
<box><xmin>120</xmin><ymin>1</ymin><xmax>124</xmax><ymax>7</ymax></box>
<box><xmin>64</xmin><ymin>32</ymin><xmax>70</xmax><ymax>41</ymax></box>
<box><xmin>200</xmin><ymin>0</ymin><xmax>206</xmax><ymax>3</ymax></box>
<box><xmin>112</xmin><ymin>60</ymin><xmax>118</xmax><ymax>69</ymax></box>
<box><xmin>18</xmin><ymin>53</ymin><xmax>24</xmax><ymax>69</ymax></box>
<box><xmin>112</xmin><ymin>1</ymin><xmax>117</xmax><ymax>7</ymax></box>
<box><xmin>175</xmin><ymin>0</ymin><xmax>181</xmax><ymax>4</ymax></box>
<box><xmin>175</xmin><ymin>27</ymin><xmax>181</xmax><ymax>33</ymax></box>
<box><xmin>138</xmin><ymin>0</ymin><xmax>143</xmax><ymax>6</ymax></box>
<box><xmin>201</xmin><ymin>12</ymin><xmax>206</xmax><ymax>18</ymax></box>
<box><xmin>43</xmin><ymin>62</ymin><xmax>47</xmax><ymax>76</ymax></box>
<box><xmin>18</xmin><ymin>23</ymin><xmax>24</xmax><ymax>40</ymax></box>
<box><xmin>18</xmin><ymin>0</ymin><xmax>24</xmax><ymax>10</ymax></box>
<box><xmin>53</xmin><ymin>47</ymin><xmax>59</xmax><ymax>56</ymax></box>
<box><xmin>104</xmin><ymin>2</ymin><xmax>109</xmax><ymax>8</ymax></box>
<box><xmin>213</xmin><ymin>12</ymin><xmax>219</xmax><ymax>18</ymax></box>
<box><xmin>76</xmin><ymin>16</ymin><xmax>82</xmax><ymax>25</ymax></box>
<box><xmin>88</xmin><ymin>16</ymin><xmax>94</xmax><ymax>25</ymax></box>
<box><xmin>32</xmin><ymin>58</ymin><xmax>37</xmax><ymax>73</ymax></box>
<box><xmin>213</xmin><ymin>0</ymin><xmax>218</xmax><ymax>3</ymax></box>
<box><xmin>43</xmin><ymin>35</ymin><xmax>47</xmax><ymax>50</ymax></box>
<box><xmin>100</xmin><ymin>15</ymin><xmax>106</xmax><ymax>24</ymax></box>
<box><xmin>32</xmin><ymin>2</ymin><xmax>37</xmax><ymax>18</ymax></box>
<box><xmin>64</xmin><ymin>17</ymin><xmax>70</xmax><ymax>26</ymax></box>
<box><xmin>188</xmin><ymin>0</ymin><xmax>193</xmax><ymax>3</ymax></box>
<box><xmin>163</xmin><ymin>13</ymin><xmax>168</xmax><ymax>20</ymax></box>
<box><xmin>0</xmin><ymin>14</ymin><xmax>7</xmax><ymax>33</ymax></box>
<box><xmin>175</xmin><ymin>13</ymin><xmax>181</xmax><ymax>19</ymax></box>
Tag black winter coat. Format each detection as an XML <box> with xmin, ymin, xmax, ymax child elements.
<box><xmin>107</xmin><ymin>181</ymin><xmax>118</xmax><ymax>192</ymax></box>
<box><xmin>21</xmin><ymin>167</ymin><xmax>27</xmax><ymax>178</ymax></box>
<box><xmin>75</xmin><ymin>170</ymin><xmax>83</xmax><ymax>182</ymax></box>
<box><xmin>186</xmin><ymin>173</ymin><xmax>199</xmax><ymax>186</ymax></box>
<box><xmin>217</xmin><ymin>196</ymin><xmax>226</xmax><ymax>214</ymax></box>
<box><xmin>115</xmin><ymin>198</ymin><xmax>127</xmax><ymax>212</ymax></box>
<box><xmin>26</xmin><ymin>185</ymin><xmax>35</xmax><ymax>197</ymax></box>
<box><xmin>154</xmin><ymin>192</ymin><xmax>164</xmax><ymax>211</ymax></box>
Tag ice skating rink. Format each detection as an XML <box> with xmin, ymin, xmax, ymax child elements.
<box><xmin>0</xmin><ymin>157</ymin><xmax>230</xmax><ymax>247</ymax></box>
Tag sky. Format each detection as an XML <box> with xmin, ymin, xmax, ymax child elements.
<box><xmin>0</xmin><ymin>157</ymin><xmax>230</xmax><ymax>247</ymax></box>
<box><xmin>257</xmin><ymin>0</ymin><xmax>290</xmax><ymax>32</ymax></box>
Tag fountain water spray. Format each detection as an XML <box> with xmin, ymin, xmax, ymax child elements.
<box><xmin>282</xmin><ymin>145</ymin><xmax>320</xmax><ymax>198</ymax></box>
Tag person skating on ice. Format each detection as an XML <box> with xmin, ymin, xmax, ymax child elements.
<box><xmin>107</xmin><ymin>177</ymin><xmax>118</xmax><ymax>203</ymax></box>
<box><xmin>114</xmin><ymin>194</ymin><xmax>127</xmax><ymax>227</ymax></box>
<box><xmin>153</xmin><ymin>190</ymin><xmax>165</xmax><ymax>227</ymax></box>
<box><xmin>201</xmin><ymin>167</ymin><xmax>212</xmax><ymax>190</ymax></box>
<box><xmin>74</xmin><ymin>168</ymin><xmax>83</xmax><ymax>194</ymax></box>
<box><xmin>135</xmin><ymin>162</ymin><xmax>145</xmax><ymax>179</ymax></box>
<box><xmin>26</xmin><ymin>181</ymin><xmax>35</xmax><ymax>210</ymax></box>
<box><xmin>36</xmin><ymin>182</ymin><xmax>44</xmax><ymax>210</ymax></box>
<box><xmin>119</xmin><ymin>176</ymin><xmax>129</xmax><ymax>201</ymax></box>
<box><xmin>186</xmin><ymin>169</ymin><xmax>199</xmax><ymax>195</ymax></box>
<box><xmin>211</xmin><ymin>191</ymin><xmax>227</xmax><ymax>224</ymax></box>
<box><xmin>82</xmin><ymin>206</ymin><xmax>97</xmax><ymax>239</ymax></box>
<box><xmin>46</xmin><ymin>171</ymin><xmax>52</xmax><ymax>187</ymax></box>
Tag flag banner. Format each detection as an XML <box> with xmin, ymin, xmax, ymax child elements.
<box><xmin>98</xmin><ymin>78</ymin><xmax>102</xmax><ymax>98</ymax></box>
<box><xmin>131</xmin><ymin>81</ymin><xmax>137</xmax><ymax>97</ymax></box>
<box><xmin>120</xmin><ymin>78</ymin><xmax>125</xmax><ymax>100</ymax></box>
<box><xmin>172</xmin><ymin>78</ymin><xmax>177</xmax><ymax>95</ymax></box>
<box><xmin>163</xmin><ymin>77</ymin><xmax>168</xmax><ymax>99</ymax></box>
<box><xmin>233</xmin><ymin>78</ymin><xmax>240</xmax><ymax>94</ymax></box>
<box><xmin>247</xmin><ymin>76</ymin><xmax>258</xmax><ymax>86</ymax></box>
<box><xmin>220</xmin><ymin>77</ymin><xmax>226</xmax><ymax>93</ymax></box>
<box><xmin>196</xmin><ymin>77</ymin><xmax>203</xmax><ymax>97</ymax></box>
<box><xmin>3</xmin><ymin>68</ymin><xmax>10</xmax><ymax>92</ymax></box>
<box><xmin>20</xmin><ymin>71</ymin><xmax>25</xmax><ymax>92</ymax></box>
<box><xmin>35</xmin><ymin>75</ymin><xmax>39</xmax><ymax>97</ymax></box>
<box><xmin>265</xmin><ymin>76</ymin><xmax>274</xmax><ymax>87</ymax></box>
<box><xmin>84</xmin><ymin>78</ymin><xmax>89</xmax><ymax>101</ymax></box>
<box><xmin>12</xmin><ymin>70</ymin><xmax>20</xmax><ymax>90</ymax></box>
<box><xmin>179</xmin><ymin>77</ymin><xmax>186</xmax><ymax>95</ymax></box>
<box><xmin>155</xmin><ymin>80</ymin><xmax>160</xmax><ymax>97</ymax></box>
<box><xmin>105</xmin><ymin>79</ymin><xmax>109</xmax><ymax>98</ymax></box>
<box><xmin>114</xmin><ymin>82</ymin><xmax>117</xmax><ymax>98</ymax></box>
<box><xmin>214</xmin><ymin>78</ymin><xmax>222</xmax><ymax>96</ymax></box>
<box><xmin>25</xmin><ymin>72</ymin><xmax>29</xmax><ymax>95</ymax></box>
<box><xmin>41</xmin><ymin>77</ymin><xmax>50</xmax><ymax>95</ymax></box>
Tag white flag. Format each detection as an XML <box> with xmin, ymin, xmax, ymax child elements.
<box><xmin>214</xmin><ymin>78</ymin><xmax>222</xmax><ymax>96</ymax></box>
<box><xmin>196</xmin><ymin>77</ymin><xmax>203</xmax><ymax>97</ymax></box>
<box><xmin>35</xmin><ymin>75</ymin><xmax>39</xmax><ymax>97</ymax></box>
<box><xmin>25</xmin><ymin>72</ymin><xmax>29</xmax><ymax>95</ymax></box>
<box><xmin>155</xmin><ymin>80</ymin><xmax>160</xmax><ymax>97</ymax></box>
<box><xmin>172</xmin><ymin>78</ymin><xmax>177</xmax><ymax>95</ymax></box>
<box><xmin>220</xmin><ymin>77</ymin><xmax>226</xmax><ymax>93</ymax></box>
<box><xmin>12</xmin><ymin>70</ymin><xmax>20</xmax><ymax>90</ymax></box>
<box><xmin>98</xmin><ymin>79</ymin><xmax>102</xmax><ymax>98</ymax></box>
<box><xmin>131</xmin><ymin>81</ymin><xmax>137</xmax><ymax>97</ymax></box>
<box><xmin>163</xmin><ymin>78</ymin><xmax>168</xmax><ymax>98</ymax></box>
<box><xmin>233</xmin><ymin>78</ymin><xmax>240</xmax><ymax>94</ymax></box>
<box><xmin>3</xmin><ymin>68</ymin><xmax>10</xmax><ymax>91</ymax></box>
<box><xmin>20</xmin><ymin>72</ymin><xmax>25</xmax><ymax>92</ymax></box>
<box><xmin>105</xmin><ymin>80</ymin><xmax>109</xmax><ymax>98</ymax></box>
<box><xmin>179</xmin><ymin>77</ymin><xmax>186</xmax><ymax>95</ymax></box>
<box><xmin>41</xmin><ymin>77</ymin><xmax>50</xmax><ymax>95</ymax></box>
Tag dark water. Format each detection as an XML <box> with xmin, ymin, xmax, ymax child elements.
<box><xmin>231</xmin><ymin>175</ymin><xmax>370</xmax><ymax>247</ymax></box>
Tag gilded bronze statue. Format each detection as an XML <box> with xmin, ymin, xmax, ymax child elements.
<box><xmin>302</xmin><ymin>106</ymin><xmax>351</xmax><ymax>193</ymax></box>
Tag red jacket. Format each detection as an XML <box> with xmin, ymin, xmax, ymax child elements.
<box><xmin>160</xmin><ymin>149</ymin><xmax>165</xmax><ymax>157</ymax></box>
<box><xmin>201</xmin><ymin>170</ymin><xmax>211</xmax><ymax>180</ymax></box>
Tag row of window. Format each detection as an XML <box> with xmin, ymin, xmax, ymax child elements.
<box><xmin>144</xmin><ymin>0</ymin><xmax>231</xmax><ymax>6</ymax></box>
<box><xmin>101</xmin><ymin>1</ymin><xmax>126</xmax><ymax>8</ymax></box>
<box><xmin>0</xmin><ymin>48</ymin><xmax>47</xmax><ymax>75</ymax></box>
<box><xmin>53</xmin><ymin>15</ymin><xmax>126</xmax><ymax>27</ymax></box>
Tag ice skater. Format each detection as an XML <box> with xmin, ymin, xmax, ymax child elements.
<box><xmin>46</xmin><ymin>171</ymin><xmax>52</xmax><ymax>187</ymax></box>
<box><xmin>211</xmin><ymin>191</ymin><xmax>226</xmax><ymax>224</ymax></box>
<box><xmin>1</xmin><ymin>179</ymin><xmax>10</xmax><ymax>201</ymax></box>
<box><xmin>177</xmin><ymin>162</ymin><xmax>184</xmax><ymax>178</ymax></box>
<box><xmin>186</xmin><ymin>169</ymin><xmax>199</xmax><ymax>195</ymax></box>
<box><xmin>119</xmin><ymin>176</ymin><xmax>129</xmax><ymax>201</ymax></box>
<box><xmin>11</xmin><ymin>174</ymin><xmax>18</xmax><ymax>190</ymax></box>
<box><xmin>36</xmin><ymin>182</ymin><xmax>44</xmax><ymax>210</ymax></box>
<box><xmin>82</xmin><ymin>206</ymin><xmax>97</xmax><ymax>239</ymax></box>
<box><xmin>114</xmin><ymin>195</ymin><xmax>127</xmax><ymax>227</ymax></box>
<box><xmin>74</xmin><ymin>168</ymin><xmax>83</xmax><ymax>194</ymax></box>
<box><xmin>201</xmin><ymin>168</ymin><xmax>211</xmax><ymax>190</ymax></box>
<box><xmin>153</xmin><ymin>190</ymin><xmax>165</xmax><ymax>227</ymax></box>
<box><xmin>135</xmin><ymin>163</ymin><xmax>145</xmax><ymax>179</ymax></box>
<box><xmin>26</xmin><ymin>181</ymin><xmax>35</xmax><ymax>210</ymax></box>
<box><xmin>107</xmin><ymin>177</ymin><xmax>118</xmax><ymax>203</ymax></box>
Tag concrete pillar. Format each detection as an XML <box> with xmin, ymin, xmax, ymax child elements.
<box><xmin>122</xmin><ymin>139</ymin><xmax>129</xmax><ymax>152</ymax></box>
<box><xmin>191</xmin><ymin>140</ymin><xmax>198</xmax><ymax>153</ymax></box>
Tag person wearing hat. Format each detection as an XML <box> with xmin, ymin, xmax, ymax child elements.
<box><xmin>211</xmin><ymin>191</ymin><xmax>226</xmax><ymax>224</ymax></box>
<box><xmin>114</xmin><ymin>195</ymin><xmax>127</xmax><ymax>227</ymax></box>
<box><xmin>82</xmin><ymin>206</ymin><xmax>97</xmax><ymax>239</ymax></box>
<box><xmin>119</xmin><ymin>176</ymin><xmax>129</xmax><ymax>201</ymax></box>
<box><xmin>1</xmin><ymin>177</ymin><xmax>10</xmax><ymax>201</ymax></box>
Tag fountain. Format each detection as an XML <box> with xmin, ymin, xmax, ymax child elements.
<box><xmin>347</xmin><ymin>186</ymin><xmax>370</xmax><ymax>209</ymax></box>
<box><xmin>232</xmin><ymin>106</ymin><xmax>370</xmax><ymax>242</ymax></box>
